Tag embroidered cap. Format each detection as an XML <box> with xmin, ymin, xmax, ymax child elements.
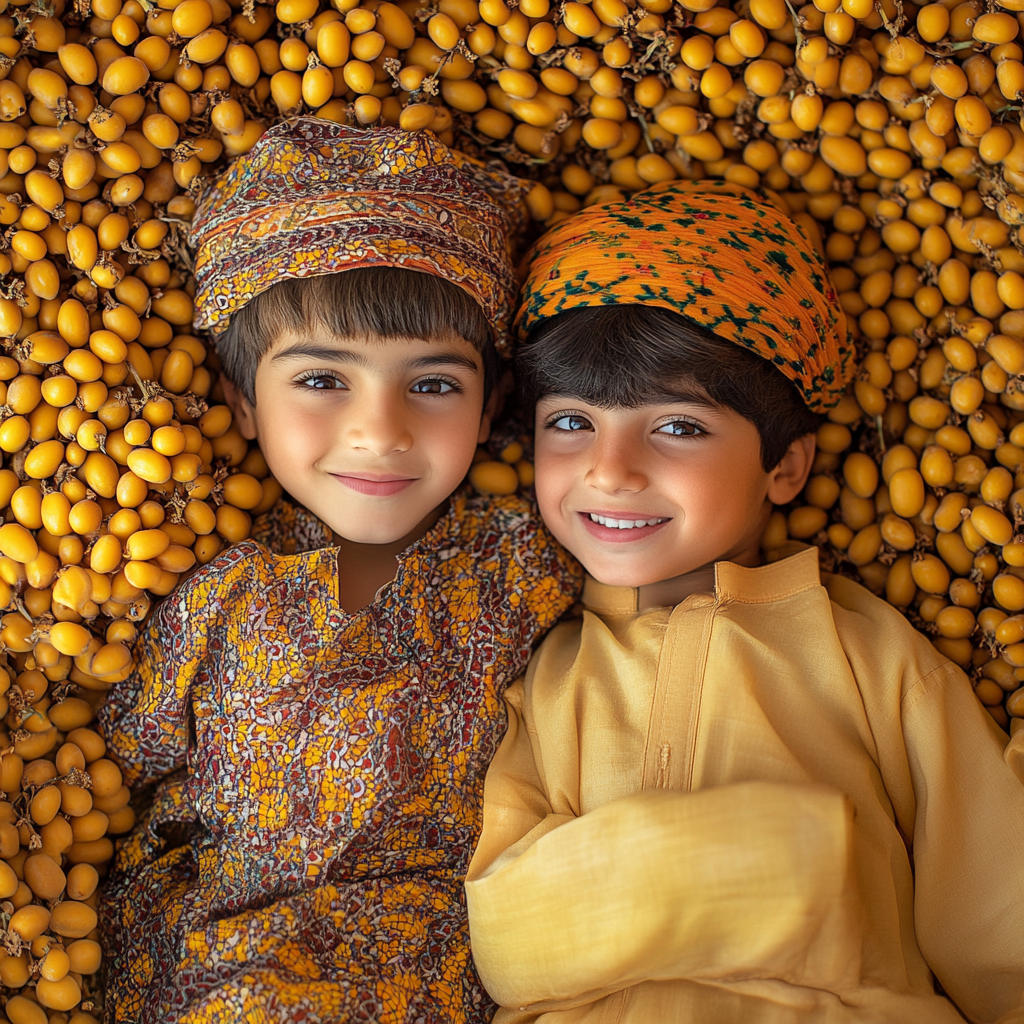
<box><xmin>190</xmin><ymin>119</ymin><xmax>529</xmax><ymax>354</ymax></box>
<box><xmin>516</xmin><ymin>180</ymin><xmax>852</xmax><ymax>412</ymax></box>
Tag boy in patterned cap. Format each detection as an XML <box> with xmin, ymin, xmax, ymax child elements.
<box><xmin>97</xmin><ymin>120</ymin><xmax>580</xmax><ymax>1024</ymax></box>
<box><xmin>466</xmin><ymin>181</ymin><xmax>1024</xmax><ymax>1024</ymax></box>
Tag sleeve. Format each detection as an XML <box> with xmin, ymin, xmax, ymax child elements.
<box><xmin>492</xmin><ymin>498</ymin><xmax>583</xmax><ymax>660</ymax></box>
<box><xmin>902</xmin><ymin>662</ymin><xmax>1024</xmax><ymax>1024</ymax></box>
<box><xmin>466</xmin><ymin>680</ymin><xmax>864</xmax><ymax>1011</ymax></box>
<box><xmin>96</xmin><ymin>572</ymin><xmax>215</xmax><ymax>789</ymax></box>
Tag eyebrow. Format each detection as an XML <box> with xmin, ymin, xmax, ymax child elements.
<box><xmin>271</xmin><ymin>344</ymin><xmax>480</xmax><ymax>373</ymax></box>
<box><xmin>645</xmin><ymin>389</ymin><xmax>721</xmax><ymax>410</ymax></box>
<box><xmin>539</xmin><ymin>389</ymin><xmax>722</xmax><ymax>412</ymax></box>
<box><xmin>410</xmin><ymin>353</ymin><xmax>481</xmax><ymax>373</ymax></box>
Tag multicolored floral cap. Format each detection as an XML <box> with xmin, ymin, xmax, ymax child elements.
<box><xmin>190</xmin><ymin>119</ymin><xmax>530</xmax><ymax>353</ymax></box>
<box><xmin>517</xmin><ymin>180</ymin><xmax>853</xmax><ymax>412</ymax></box>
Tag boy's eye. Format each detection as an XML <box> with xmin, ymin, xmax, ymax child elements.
<box><xmin>550</xmin><ymin>414</ymin><xmax>593</xmax><ymax>432</ymax></box>
<box><xmin>656</xmin><ymin>420</ymin><xmax>702</xmax><ymax>437</ymax></box>
<box><xmin>298</xmin><ymin>373</ymin><xmax>344</xmax><ymax>390</ymax></box>
<box><xmin>411</xmin><ymin>378</ymin><xmax>455</xmax><ymax>395</ymax></box>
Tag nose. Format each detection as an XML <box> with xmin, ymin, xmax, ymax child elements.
<box><xmin>342</xmin><ymin>387</ymin><xmax>414</xmax><ymax>457</ymax></box>
<box><xmin>585</xmin><ymin>430</ymin><xmax>649</xmax><ymax>494</ymax></box>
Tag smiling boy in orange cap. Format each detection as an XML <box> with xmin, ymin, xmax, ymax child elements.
<box><xmin>466</xmin><ymin>181</ymin><xmax>1024</xmax><ymax>1024</ymax></box>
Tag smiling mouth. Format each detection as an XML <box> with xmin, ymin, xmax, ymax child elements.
<box><xmin>332</xmin><ymin>474</ymin><xmax>417</xmax><ymax>496</ymax></box>
<box><xmin>586</xmin><ymin>513</ymin><xmax>671</xmax><ymax>530</ymax></box>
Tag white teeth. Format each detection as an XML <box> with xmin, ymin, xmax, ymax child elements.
<box><xmin>589</xmin><ymin>514</ymin><xmax>668</xmax><ymax>529</ymax></box>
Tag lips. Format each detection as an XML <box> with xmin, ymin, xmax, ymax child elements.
<box><xmin>577</xmin><ymin>511</ymin><xmax>671</xmax><ymax>543</ymax></box>
<box><xmin>331</xmin><ymin>474</ymin><xmax>417</xmax><ymax>497</ymax></box>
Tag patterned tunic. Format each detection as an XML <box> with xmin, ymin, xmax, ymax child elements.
<box><xmin>98</xmin><ymin>493</ymin><xmax>581</xmax><ymax>1024</ymax></box>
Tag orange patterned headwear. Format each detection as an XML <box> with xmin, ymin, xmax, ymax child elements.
<box><xmin>517</xmin><ymin>180</ymin><xmax>852</xmax><ymax>412</ymax></box>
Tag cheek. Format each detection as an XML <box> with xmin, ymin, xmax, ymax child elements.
<box><xmin>679</xmin><ymin>448</ymin><xmax>767</xmax><ymax>524</ymax></box>
<box><xmin>533</xmin><ymin>444</ymin><xmax>571</xmax><ymax>524</ymax></box>
<box><xmin>254</xmin><ymin>404</ymin><xmax>326</xmax><ymax>471</ymax></box>
<box><xmin>432</xmin><ymin>408</ymin><xmax>484</xmax><ymax>475</ymax></box>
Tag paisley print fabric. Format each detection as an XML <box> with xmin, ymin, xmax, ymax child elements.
<box><xmin>97</xmin><ymin>493</ymin><xmax>581</xmax><ymax>1024</ymax></box>
<box><xmin>516</xmin><ymin>180</ymin><xmax>852</xmax><ymax>412</ymax></box>
<box><xmin>190</xmin><ymin>119</ymin><xmax>529</xmax><ymax>353</ymax></box>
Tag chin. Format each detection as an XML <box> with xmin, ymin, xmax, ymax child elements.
<box><xmin>581</xmin><ymin>558</ymin><xmax>667</xmax><ymax>589</ymax></box>
<box><xmin>331</xmin><ymin>525</ymin><xmax>415</xmax><ymax>545</ymax></box>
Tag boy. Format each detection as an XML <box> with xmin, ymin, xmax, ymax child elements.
<box><xmin>97</xmin><ymin>120</ymin><xmax>580</xmax><ymax>1024</ymax></box>
<box><xmin>465</xmin><ymin>181</ymin><xmax>1024</xmax><ymax>1024</ymax></box>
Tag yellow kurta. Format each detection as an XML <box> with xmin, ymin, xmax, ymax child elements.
<box><xmin>466</xmin><ymin>547</ymin><xmax>1024</xmax><ymax>1024</ymax></box>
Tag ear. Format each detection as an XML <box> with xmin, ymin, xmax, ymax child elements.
<box><xmin>222</xmin><ymin>377</ymin><xmax>258</xmax><ymax>441</ymax></box>
<box><xmin>766</xmin><ymin>433</ymin><xmax>816</xmax><ymax>506</ymax></box>
<box><xmin>477</xmin><ymin>376</ymin><xmax>505</xmax><ymax>445</ymax></box>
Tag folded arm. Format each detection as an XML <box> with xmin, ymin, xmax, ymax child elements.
<box><xmin>467</xmin><ymin>681</ymin><xmax>862</xmax><ymax>1010</ymax></box>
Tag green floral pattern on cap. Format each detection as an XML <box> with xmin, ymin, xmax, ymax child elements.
<box><xmin>517</xmin><ymin>180</ymin><xmax>852</xmax><ymax>412</ymax></box>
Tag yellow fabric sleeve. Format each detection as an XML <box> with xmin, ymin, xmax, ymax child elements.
<box><xmin>900</xmin><ymin>663</ymin><xmax>1024</xmax><ymax>1024</ymax></box>
<box><xmin>466</xmin><ymin>681</ymin><xmax>864</xmax><ymax>1012</ymax></box>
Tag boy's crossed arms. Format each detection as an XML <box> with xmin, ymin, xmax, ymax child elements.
<box><xmin>469</xmin><ymin>560</ymin><xmax>1024</xmax><ymax>1023</ymax></box>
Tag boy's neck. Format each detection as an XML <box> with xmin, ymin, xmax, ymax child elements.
<box><xmin>636</xmin><ymin>566</ymin><xmax>718</xmax><ymax>610</ymax></box>
<box><xmin>333</xmin><ymin>500</ymin><xmax>449</xmax><ymax>613</ymax></box>
<box><xmin>634</xmin><ymin>541</ymin><xmax>764</xmax><ymax>610</ymax></box>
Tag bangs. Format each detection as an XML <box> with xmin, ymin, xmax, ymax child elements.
<box><xmin>217</xmin><ymin>267</ymin><xmax>495</xmax><ymax>405</ymax></box>
<box><xmin>518</xmin><ymin>305</ymin><xmax>738</xmax><ymax>410</ymax></box>
<box><xmin>516</xmin><ymin>304</ymin><xmax>824</xmax><ymax>471</ymax></box>
<box><xmin>270</xmin><ymin>270</ymin><xmax>491</xmax><ymax>349</ymax></box>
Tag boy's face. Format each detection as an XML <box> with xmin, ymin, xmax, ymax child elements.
<box><xmin>230</xmin><ymin>328</ymin><xmax>491</xmax><ymax>545</ymax></box>
<box><xmin>533</xmin><ymin>393</ymin><xmax>813</xmax><ymax>588</ymax></box>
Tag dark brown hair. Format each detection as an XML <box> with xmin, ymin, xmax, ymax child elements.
<box><xmin>217</xmin><ymin>267</ymin><xmax>495</xmax><ymax>404</ymax></box>
<box><xmin>517</xmin><ymin>304</ymin><xmax>823</xmax><ymax>471</ymax></box>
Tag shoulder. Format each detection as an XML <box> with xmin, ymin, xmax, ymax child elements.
<box><xmin>402</xmin><ymin>494</ymin><xmax>581</xmax><ymax>646</ymax></box>
<box><xmin>454</xmin><ymin>493</ymin><xmax>582</xmax><ymax>585</ymax></box>
<box><xmin>822</xmin><ymin>570</ymin><xmax>957</xmax><ymax>697</ymax></box>
<box><xmin>454</xmin><ymin>493</ymin><xmax>545</xmax><ymax>548</ymax></box>
<box><xmin>153</xmin><ymin>538</ymin><xmax>273</xmax><ymax>625</ymax></box>
<box><xmin>822</xmin><ymin>570</ymin><xmax>936</xmax><ymax>652</ymax></box>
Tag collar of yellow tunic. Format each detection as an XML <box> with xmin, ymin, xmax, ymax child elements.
<box><xmin>582</xmin><ymin>545</ymin><xmax>821</xmax><ymax>615</ymax></box>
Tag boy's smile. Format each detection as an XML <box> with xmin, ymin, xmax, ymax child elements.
<box><xmin>534</xmin><ymin>393</ymin><xmax>814</xmax><ymax>594</ymax></box>
<box><xmin>579</xmin><ymin>511</ymin><xmax>671</xmax><ymax>543</ymax></box>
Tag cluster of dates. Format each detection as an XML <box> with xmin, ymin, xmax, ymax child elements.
<box><xmin>0</xmin><ymin>0</ymin><xmax>1019</xmax><ymax>1012</ymax></box>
